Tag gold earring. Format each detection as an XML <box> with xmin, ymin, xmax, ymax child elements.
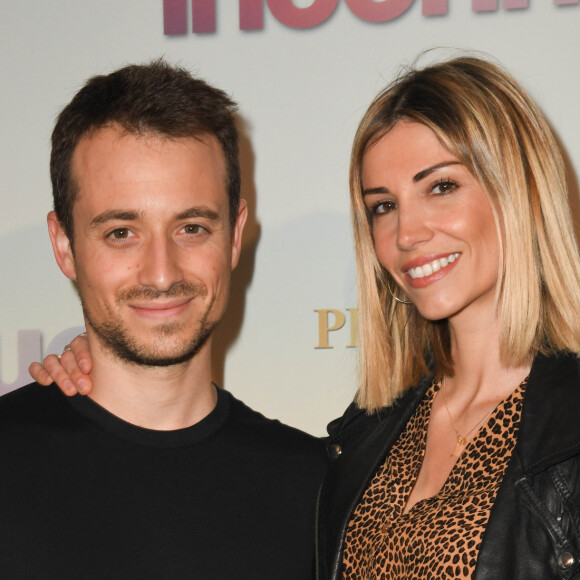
<box><xmin>387</xmin><ymin>283</ymin><xmax>412</xmax><ymax>305</ymax></box>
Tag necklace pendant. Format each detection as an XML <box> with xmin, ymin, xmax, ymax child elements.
<box><xmin>452</xmin><ymin>436</ymin><xmax>466</xmax><ymax>457</ymax></box>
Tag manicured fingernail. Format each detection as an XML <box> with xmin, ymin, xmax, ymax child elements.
<box><xmin>80</xmin><ymin>360</ymin><xmax>90</xmax><ymax>374</ymax></box>
<box><xmin>78</xmin><ymin>379</ymin><xmax>89</xmax><ymax>394</ymax></box>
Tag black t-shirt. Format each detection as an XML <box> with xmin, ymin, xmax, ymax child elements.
<box><xmin>0</xmin><ymin>383</ymin><xmax>327</xmax><ymax>579</ymax></box>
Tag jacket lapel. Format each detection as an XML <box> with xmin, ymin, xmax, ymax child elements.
<box><xmin>475</xmin><ymin>352</ymin><xmax>580</xmax><ymax>578</ymax></box>
<box><xmin>319</xmin><ymin>375</ymin><xmax>432</xmax><ymax>579</ymax></box>
<box><xmin>515</xmin><ymin>352</ymin><xmax>580</xmax><ymax>477</ymax></box>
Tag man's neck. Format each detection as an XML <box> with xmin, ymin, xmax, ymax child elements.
<box><xmin>86</xmin><ymin>337</ymin><xmax>217</xmax><ymax>431</ymax></box>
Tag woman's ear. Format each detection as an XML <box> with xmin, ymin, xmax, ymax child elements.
<box><xmin>47</xmin><ymin>211</ymin><xmax>77</xmax><ymax>281</ymax></box>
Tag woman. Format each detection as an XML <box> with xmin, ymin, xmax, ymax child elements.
<box><xmin>32</xmin><ymin>56</ymin><xmax>580</xmax><ymax>578</ymax></box>
<box><xmin>317</xmin><ymin>56</ymin><xmax>580</xmax><ymax>579</ymax></box>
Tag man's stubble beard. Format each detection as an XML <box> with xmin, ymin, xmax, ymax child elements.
<box><xmin>81</xmin><ymin>281</ymin><xmax>220</xmax><ymax>368</ymax></box>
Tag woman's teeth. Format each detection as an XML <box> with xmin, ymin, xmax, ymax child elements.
<box><xmin>407</xmin><ymin>253</ymin><xmax>460</xmax><ymax>279</ymax></box>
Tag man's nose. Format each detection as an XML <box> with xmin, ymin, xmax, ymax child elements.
<box><xmin>138</xmin><ymin>236</ymin><xmax>183</xmax><ymax>292</ymax></box>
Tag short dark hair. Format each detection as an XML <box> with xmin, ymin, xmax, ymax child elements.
<box><xmin>50</xmin><ymin>59</ymin><xmax>240</xmax><ymax>241</ymax></box>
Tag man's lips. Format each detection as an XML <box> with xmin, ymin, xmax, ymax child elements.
<box><xmin>128</xmin><ymin>297</ymin><xmax>193</xmax><ymax>319</ymax></box>
<box><xmin>402</xmin><ymin>252</ymin><xmax>461</xmax><ymax>289</ymax></box>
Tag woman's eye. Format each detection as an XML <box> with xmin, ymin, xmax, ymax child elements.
<box><xmin>372</xmin><ymin>200</ymin><xmax>397</xmax><ymax>215</ymax></box>
<box><xmin>432</xmin><ymin>180</ymin><xmax>458</xmax><ymax>195</ymax></box>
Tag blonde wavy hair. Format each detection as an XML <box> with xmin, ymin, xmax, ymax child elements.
<box><xmin>351</xmin><ymin>56</ymin><xmax>580</xmax><ymax>412</ymax></box>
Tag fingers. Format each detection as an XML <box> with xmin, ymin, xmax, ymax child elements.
<box><xmin>27</xmin><ymin>331</ymin><xmax>94</xmax><ymax>397</ymax></box>
<box><xmin>68</xmin><ymin>333</ymin><xmax>92</xmax><ymax>376</ymax></box>
<box><xmin>40</xmin><ymin>352</ymin><xmax>82</xmax><ymax>396</ymax></box>
<box><xmin>62</xmin><ymin>348</ymin><xmax>93</xmax><ymax>395</ymax></box>
<box><xmin>28</xmin><ymin>361</ymin><xmax>56</xmax><ymax>386</ymax></box>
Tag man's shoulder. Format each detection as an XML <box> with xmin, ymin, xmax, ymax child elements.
<box><xmin>1</xmin><ymin>381</ymin><xmax>59</xmax><ymax>406</ymax></box>
<box><xmin>223</xmin><ymin>388</ymin><xmax>319</xmax><ymax>440</ymax></box>
<box><xmin>220</xmin><ymin>389</ymin><xmax>327</xmax><ymax>463</ymax></box>
<box><xmin>0</xmin><ymin>382</ymin><xmax>72</xmax><ymax>426</ymax></box>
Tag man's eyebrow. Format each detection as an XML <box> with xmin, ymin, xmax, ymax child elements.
<box><xmin>89</xmin><ymin>207</ymin><xmax>222</xmax><ymax>228</ymax></box>
<box><xmin>413</xmin><ymin>161</ymin><xmax>461</xmax><ymax>182</ymax></box>
<box><xmin>176</xmin><ymin>207</ymin><xmax>222</xmax><ymax>222</ymax></box>
<box><xmin>90</xmin><ymin>211</ymin><xmax>140</xmax><ymax>227</ymax></box>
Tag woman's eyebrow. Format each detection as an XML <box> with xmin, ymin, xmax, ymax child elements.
<box><xmin>413</xmin><ymin>161</ymin><xmax>461</xmax><ymax>182</ymax></box>
<box><xmin>362</xmin><ymin>187</ymin><xmax>389</xmax><ymax>197</ymax></box>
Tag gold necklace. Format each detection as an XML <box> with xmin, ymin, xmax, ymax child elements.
<box><xmin>442</xmin><ymin>376</ymin><xmax>497</xmax><ymax>457</ymax></box>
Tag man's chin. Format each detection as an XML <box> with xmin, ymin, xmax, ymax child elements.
<box><xmin>86</xmin><ymin>309</ymin><xmax>218</xmax><ymax>368</ymax></box>
<box><xmin>109</xmin><ymin>333</ymin><xmax>211</xmax><ymax>367</ymax></box>
<box><xmin>122</xmin><ymin>355</ymin><xmax>194</xmax><ymax>368</ymax></box>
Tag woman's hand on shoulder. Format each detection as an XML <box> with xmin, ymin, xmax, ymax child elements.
<box><xmin>28</xmin><ymin>333</ymin><xmax>93</xmax><ymax>396</ymax></box>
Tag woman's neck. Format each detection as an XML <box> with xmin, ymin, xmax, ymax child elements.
<box><xmin>446</xmin><ymin>308</ymin><xmax>531</xmax><ymax>403</ymax></box>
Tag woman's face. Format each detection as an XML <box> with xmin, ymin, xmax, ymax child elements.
<box><xmin>361</xmin><ymin>121</ymin><xmax>500</xmax><ymax>324</ymax></box>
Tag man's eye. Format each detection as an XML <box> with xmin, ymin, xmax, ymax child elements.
<box><xmin>108</xmin><ymin>228</ymin><xmax>132</xmax><ymax>239</ymax></box>
<box><xmin>183</xmin><ymin>224</ymin><xmax>205</xmax><ymax>235</ymax></box>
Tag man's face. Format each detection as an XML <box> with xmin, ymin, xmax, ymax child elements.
<box><xmin>48</xmin><ymin>125</ymin><xmax>246</xmax><ymax>367</ymax></box>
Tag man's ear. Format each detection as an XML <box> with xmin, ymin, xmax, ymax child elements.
<box><xmin>230</xmin><ymin>199</ymin><xmax>248</xmax><ymax>271</ymax></box>
<box><xmin>47</xmin><ymin>211</ymin><xmax>77</xmax><ymax>281</ymax></box>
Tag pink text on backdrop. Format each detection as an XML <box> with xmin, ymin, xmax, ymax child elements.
<box><xmin>163</xmin><ymin>0</ymin><xmax>579</xmax><ymax>34</ymax></box>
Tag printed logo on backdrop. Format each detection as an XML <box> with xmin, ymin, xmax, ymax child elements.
<box><xmin>315</xmin><ymin>308</ymin><xmax>358</xmax><ymax>349</ymax></box>
<box><xmin>163</xmin><ymin>0</ymin><xmax>579</xmax><ymax>34</ymax></box>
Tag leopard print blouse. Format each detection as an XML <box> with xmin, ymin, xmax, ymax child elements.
<box><xmin>343</xmin><ymin>378</ymin><xmax>526</xmax><ymax>579</ymax></box>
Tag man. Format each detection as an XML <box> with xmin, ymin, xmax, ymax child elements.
<box><xmin>1</xmin><ymin>60</ymin><xmax>326</xmax><ymax>579</ymax></box>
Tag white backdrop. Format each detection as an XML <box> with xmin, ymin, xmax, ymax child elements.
<box><xmin>1</xmin><ymin>1</ymin><xmax>579</xmax><ymax>435</ymax></box>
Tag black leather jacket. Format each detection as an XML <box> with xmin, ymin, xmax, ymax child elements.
<box><xmin>316</xmin><ymin>353</ymin><xmax>580</xmax><ymax>579</ymax></box>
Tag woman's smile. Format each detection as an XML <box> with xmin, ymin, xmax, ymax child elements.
<box><xmin>362</xmin><ymin>121</ymin><xmax>499</xmax><ymax>323</ymax></box>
